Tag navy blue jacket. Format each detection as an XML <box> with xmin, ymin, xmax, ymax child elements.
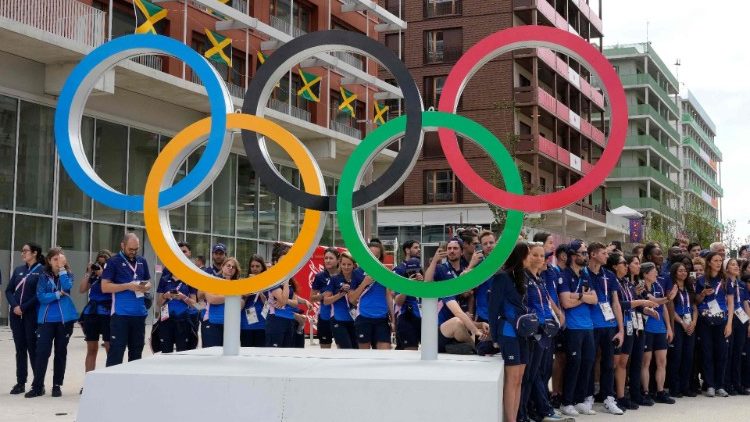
<box><xmin>4</xmin><ymin>263</ymin><xmax>44</xmax><ymax>314</ymax></box>
<box><xmin>488</xmin><ymin>270</ymin><xmax>526</xmax><ymax>342</ymax></box>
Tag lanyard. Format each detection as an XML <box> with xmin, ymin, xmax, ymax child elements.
<box><xmin>119</xmin><ymin>252</ymin><xmax>139</xmax><ymax>280</ymax></box>
<box><xmin>679</xmin><ymin>287</ymin><xmax>690</xmax><ymax>311</ymax></box>
<box><xmin>619</xmin><ymin>278</ymin><xmax>632</xmax><ymax>302</ymax></box>
<box><xmin>15</xmin><ymin>263</ymin><xmax>42</xmax><ymax>293</ymax></box>
<box><xmin>526</xmin><ymin>272</ymin><xmax>546</xmax><ymax>313</ymax></box>
<box><xmin>601</xmin><ymin>272</ymin><xmax>609</xmax><ymax>298</ymax></box>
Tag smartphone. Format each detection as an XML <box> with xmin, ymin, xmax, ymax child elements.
<box><xmin>438</xmin><ymin>241</ymin><xmax>447</xmax><ymax>251</ymax></box>
<box><xmin>170</xmin><ymin>290</ymin><xmax>179</xmax><ymax>295</ymax></box>
<box><xmin>139</xmin><ymin>281</ymin><xmax>148</xmax><ymax>286</ymax></box>
<box><xmin>689</xmin><ymin>271</ymin><xmax>696</xmax><ymax>279</ymax></box>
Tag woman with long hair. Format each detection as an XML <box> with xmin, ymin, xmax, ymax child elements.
<box><xmin>5</xmin><ymin>242</ymin><xmax>45</xmax><ymax>395</ymax></box>
<box><xmin>489</xmin><ymin>242</ymin><xmax>530</xmax><ymax>422</ymax></box>
<box><xmin>26</xmin><ymin>247</ymin><xmax>77</xmax><ymax>398</ymax></box>
<box><xmin>265</xmin><ymin>244</ymin><xmax>302</xmax><ymax>348</ymax></box>
<box><xmin>518</xmin><ymin>242</ymin><xmax>562</xmax><ymax>422</ymax></box>
<box><xmin>639</xmin><ymin>262</ymin><xmax>674</xmax><ymax>404</ymax></box>
<box><xmin>311</xmin><ymin>247</ymin><xmax>340</xmax><ymax>349</ymax></box>
<box><xmin>696</xmin><ymin>251</ymin><xmax>735</xmax><ymax>397</ymax></box>
<box><xmin>202</xmin><ymin>257</ymin><xmax>241</xmax><ymax>348</ymax></box>
<box><xmin>666</xmin><ymin>262</ymin><xmax>699</xmax><ymax>397</ymax></box>
<box><xmin>323</xmin><ymin>252</ymin><xmax>358</xmax><ymax>349</ymax></box>
<box><xmin>349</xmin><ymin>241</ymin><xmax>395</xmax><ymax>350</ymax></box>
<box><xmin>606</xmin><ymin>253</ymin><xmax>656</xmax><ymax>410</ymax></box>
<box><xmin>240</xmin><ymin>255</ymin><xmax>268</xmax><ymax>347</ymax></box>
<box><xmin>724</xmin><ymin>258</ymin><xmax>749</xmax><ymax>395</ymax></box>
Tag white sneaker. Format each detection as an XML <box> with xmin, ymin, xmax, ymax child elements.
<box><xmin>705</xmin><ymin>387</ymin><xmax>716</xmax><ymax>397</ymax></box>
<box><xmin>603</xmin><ymin>396</ymin><xmax>624</xmax><ymax>415</ymax></box>
<box><xmin>561</xmin><ymin>405</ymin><xmax>580</xmax><ymax>416</ymax></box>
<box><xmin>575</xmin><ymin>403</ymin><xmax>597</xmax><ymax>415</ymax></box>
<box><xmin>584</xmin><ymin>395</ymin><xmax>595</xmax><ymax>407</ymax></box>
<box><xmin>717</xmin><ymin>389</ymin><xmax>729</xmax><ymax>397</ymax></box>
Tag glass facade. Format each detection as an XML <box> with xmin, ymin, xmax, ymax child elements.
<box><xmin>0</xmin><ymin>93</ymin><xmax>365</xmax><ymax>320</ymax></box>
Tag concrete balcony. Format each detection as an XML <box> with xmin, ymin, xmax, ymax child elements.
<box><xmin>513</xmin><ymin>0</ymin><xmax>602</xmax><ymax>37</ymax></box>
<box><xmin>330</xmin><ymin>120</ymin><xmax>362</xmax><ymax>139</ymax></box>
<box><xmin>269</xmin><ymin>15</ymin><xmax>308</xmax><ymax>38</ymax></box>
<box><xmin>608</xmin><ymin>166</ymin><xmax>680</xmax><ymax>194</ymax></box>
<box><xmin>682</xmin><ymin>158</ymin><xmax>723</xmax><ymax>196</ymax></box>
<box><xmin>267</xmin><ymin>97</ymin><xmax>311</xmax><ymax>122</ymax></box>
<box><xmin>618</xmin><ymin>73</ymin><xmax>679</xmax><ymax>116</ymax></box>
<box><xmin>628</xmin><ymin>104</ymin><xmax>680</xmax><ymax>141</ymax></box>
<box><xmin>682</xmin><ymin>113</ymin><xmax>722</xmax><ymax>159</ymax></box>
<box><xmin>625</xmin><ymin>135</ymin><xmax>680</xmax><ymax>169</ymax></box>
<box><xmin>514</xmin><ymin>86</ymin><xmax>606</xmax><ymax>147</ymax></box>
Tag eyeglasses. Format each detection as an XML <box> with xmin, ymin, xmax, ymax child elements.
<box><xmin>20</xmin><ymin>248</ymin><xmax>31</xmax><ymax>253</ymax></box>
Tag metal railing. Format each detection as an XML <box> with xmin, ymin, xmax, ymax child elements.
<box><xmin>608</xmin><ymin>166</ymin><xmax>680</xmax><ymax>193</ymax></box>
<box><xmin>268</xmin><ymin>98</ymin><xmax>311</xmax><ymax>122</ymax></box>
<box><xmin>130</xmin><ymin>55</ymin><xmax>164</xmax><ymax>72</ymax></box>
<box><xmin>332</xmin><ymin>51</ymin><xmax>364</xmax><ymax>71</ymax></box>
<box><xmin>618</xmin><ymin>73</ymin><xmax>679</xmax><ymax>115</ymax></box>
<box><xmin>330</xmin><ymin>120</ymin><xmax>361</xmax><ymax>139</ymax></box>
<box><xmin>0</xmin><ymin>0</ymin><xmax>106</xmax><ymax>48</ymax></box>
<box><xmin>628</xmin><ymin>104</ymin><xmax>680</xmax><ymax>141</ymax></box>
<box><xmin>682</xmin><ymin>113</ymin><xmax>722</xmax><ymax>159</ymax></box>
<box><xmin>625</xmin><ymin>135</ymin><xmax>680</xmax><ymax>169</ymax></box>
<box><xmin>269</xmin><ymin>15</ymin><xmax>307</xmax><ymax>38</ymax></box>
<box><xmin>189</xmin><ymin>0</ymin><xmax>248</xmax><ymax>14</ymax></box>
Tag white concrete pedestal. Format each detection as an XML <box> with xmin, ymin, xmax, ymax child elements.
<box><xmin>78</xmin><ymin>348</ymin><xmax>503</xmax><ymax>422</ymax></box>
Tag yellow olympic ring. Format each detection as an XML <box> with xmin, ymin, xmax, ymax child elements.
<box><xmin>144</xmin><ymin>114</ymin><xmax>326</xmax><ymax>295</ymax></box>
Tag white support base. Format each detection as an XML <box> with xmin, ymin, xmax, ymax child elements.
<box><xmin>78</xmin><ymin>348</ymin><xmax>503</xmax><ymax>422</ymax></box>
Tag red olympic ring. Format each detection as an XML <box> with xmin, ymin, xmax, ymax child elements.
<box><xmin>438</xmin><ymin>25</ymin><xmax>627</xmax><ymax>213</ymax></box>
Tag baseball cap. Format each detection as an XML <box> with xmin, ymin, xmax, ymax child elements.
<box><xmin>212</xmin><ymin>243</ymin><xmax>227</xmax><ymax>254</ymax></box>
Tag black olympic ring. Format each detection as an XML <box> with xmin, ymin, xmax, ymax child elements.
<box><xmin>242</xmin><ymin>30</ymin><xmax>423</xmax><ymax>212</ymax></box>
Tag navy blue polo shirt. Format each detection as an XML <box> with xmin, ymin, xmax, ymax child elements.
<box><xmin>312</xmin><ymin>269</ymin><xmax>336</xmax><ymax>321</ymax></box>
<box><xmin>324</xmin><ymin>274</ymin><xmax>354</xmax><ymax>321</ymax></box>
<box><xmin>102</xmin><ymin>252</ymin><xmax>151</xmax><ymax>317</ymax></box>
<box><xmin>393</xmin><ymin>261</ymin><xmax>422</xmax><ymax>318</ymax></box>
<box><xmin>84</xmin><ymin>268</ymin><xmax>112</xmax><ymax>315</ymax></box>
<box><xmin>589</xmin><ymin>266</ymin><xmax>620</xmax><ymax>329</ymax></box>
<box><xmin>697</xmin><ymin>275</ymin><xmax>733</xmax><ymax>315</ymax></box>
<box><xmin>541</xmin><ymin>264</ymin><xmax>561</xmax><ymax>306</ymax></box>
<box><xmin>350</xmin><ymin>269</ymin><xmax>389</xmax><ymax>319</ymax></box>
<box><xmin>645</xmin><ymin>280</ymin><xmax>667</xmax><ymax>334</ymax></box>
<box><xmin>157</xmin><ymin>268</ymin><xmax>197</xmax><ymax>318</ymax></box>
<box><xmin>559</xmin><ymin>267</ymin><xmax>593</xmax><ymax>330</ymax></box>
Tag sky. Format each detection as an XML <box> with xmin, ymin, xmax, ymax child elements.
<box><xmin>602</xmin><ymin>0</ymin><xmax>750</xmax><ymax>245</ymax></box>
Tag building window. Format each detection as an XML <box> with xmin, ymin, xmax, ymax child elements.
<box><xmin>191</xmin><ymin>32</ymin><xmax>246</xmax><ymax>88</ymax></box>
<box><xmin>270</xmin><ymin>0</ymin><xmax>314</xmax><ymax>33</ymax></box>
<box><xmin>424</xmin><ymin>0</ymin><xmax>462</xmax><ymax>18</ymax></box>
<box><xmin>425</xmin><ymin>170</ymin><xmax>457</xmax><ymax>203</ymax></box>
<box><xmin>330</xmin><ymin>89</ymin><xmax>365</xmax><ymax>135</ymax></box>
<box><xmin>424</xmin><ymin>28</ymin><xmax>462</xmax><ymax>64</ymax></box>
<box><xmin>424</xmin><ymin>75</ymin><xmax>446</xmax><ymax>109</ymax></box>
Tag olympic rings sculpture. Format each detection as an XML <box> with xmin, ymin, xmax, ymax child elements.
<box><xmin>54</xmin><ymin>25</ymin><xmax>626</xmax><ymax>298</ymax></box>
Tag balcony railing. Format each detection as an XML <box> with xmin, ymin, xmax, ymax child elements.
<box><xmin>628</xmin><ymin>104</ymin><xmax>680</xmax><ymax>141</ymax></box>
<box><xmin>269</xmin><ymin>15</ymin><xmax>307</xmax><ymax>38</ymax></box>
<box><xmin>0</xmin><ymin>0</ymin><xmax>105</xmax><ymax>48</ymax></box>
<box><xmin>618</xmin><ymin>73</ymin><xmax>679</xmax><ymax>115</ymax></box>
<box><xmin>608</xmin><ymin>166</ymin><xmax>680</xmax><ymax>193</ymax></box>
<box><xmin>190</xmin><ymin>71</ymin><xmax>245</xmax><ymax>100</ymax></box>
<box><xmin>425</xmin><ymin>47</ymin><xmax>463</xmax><ymax>64</ymax></box>
<box><xmin>267</xmin><ymin>98</ymin><xmax>312</xmax><ymax>122</ymax></box>
<box><xmin>424</xmin><ymin>0</ymin><xmax>462</xmax><ymax>18</ymax></box>
<box><xmin>683</xmin><ymin>158</ymin><xmax>723</xmax><ymax>195</ymax></box>
<box><xmin>330</xmin><ymin>120</ymin><xmax>362</xmax><ymax>139</ymax></box>
<box><xmin>189</xmin><ymin>0</ymin><xmax>249</xmax><ymax>15</ymax></box>
<box><xmin>625</xmin><ymin>135</ymin><xmax>680</xmax><ymax>169</ymax></box>
<box><xmin>130</xmin><ymin>55</ymin><xmax>164</xmax><ymax>72</ymax></box>
<box><xmin>682</xmin><ymin>113</ymin><xmax>722</xmax><ymax>159</ymax></box>
<box><xmin>332</xmin><ymin>51</ymin><xmax>364</xmax><ymax>71</ymax></box>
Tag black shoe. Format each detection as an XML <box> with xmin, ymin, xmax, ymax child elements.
<box><xmin>10</xmin><ymin>384</ymin><xmax>25</xmax><ymax>395</ymax></box>
<box><xmin>24</xmin><ymin>388</ymin><xmax>45</xmax><ymax>398</ymax></box>
<box><xmin>683</xmin><ymin>390</ymin><xmax>697</xmax><ymax>397</ymax></box>
<box><xmin>654</xmin><ymin>391</ymin><xmax>675</xmax><ymax>404</ymax></box>
<box><xmin>550</xmin><ymin>394</ymin><xmax>562</xmax><ymax>409</ymax></box>
<box><xmin>635</xmin><ymin>393</ymin><xmax>654</xmax><ymax>406</ymax></box>
<box><xmin>672</xmin><ymin>391</ymin><xmax>683</xmax><ymax>398</ymax></box>
<box><xmin>617</xmin><ymin>397</ymin><xmax>638</xmax><ymax>410</ymax></box>
<box><xmin>737</xmin><ymin>387</ymin><xmax>750</xmax><ymax>396</ymax></box>
<box><xmin>51</xmin><ymin>386</ymin><xmax>62</xmax><ymax>397</ymax></box>
<box><xmin>594</xmin><ymin>392</ymin><xmax>605</xmax><ymax>403</ymax></box>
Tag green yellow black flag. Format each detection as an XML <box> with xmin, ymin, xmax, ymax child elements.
<box><xmin>338</xmin><ymin>87</ymin><xmax>357</xmax><ymax>117</ymax></box>
<box><xmin>297</xmin><ymin>69</ymin><xmax>321</xmax><ymax>103</ymax></box>
<box><xmin>204</xmin><ymin>29</ymin><xmax>232</xmax><ymax>66</ymax></box>
<box><xmin>373</xmin><ymin>102</ymin><xmax>389</xmax><ymax>125</ymax></box>
<box><xmin>257</xmin><ymin>51</ymin><xmax>268</xmax><ymax>67</ymax></box>
<box><xmin>133</xmin><ymin>0</ymin><xmax>167</xmax><ymax>35</ymax></box>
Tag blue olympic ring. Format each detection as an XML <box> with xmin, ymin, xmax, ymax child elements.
<box><xmin>54</xmin><ymin>34</ymin><xmax>233</xmax><ymax>211</ymax></box>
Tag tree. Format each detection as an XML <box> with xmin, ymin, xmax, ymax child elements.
<box><xmin>680</xmin><ymin>198</ymin><xmax>721</xmax><ymax>248</ymax></box>
<box><xmin>723</xmin><ymin>219</ymin><xmax>739</xmax><ymax>256</ymax></box>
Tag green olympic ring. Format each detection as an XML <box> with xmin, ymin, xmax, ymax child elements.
<box><xmin>337</xmin><ymin>111</ymin><xmax>524</xmax><ymax>298</ymax></box>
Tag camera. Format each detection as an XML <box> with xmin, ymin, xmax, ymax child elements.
<box><xmin>169</xmin><ymin>290</ymin><xmax>179</xmax><ymax>295</ymax></box>
<box><xmin>405</xmin><ymin>269</ymin><xmax>420</xmax><ymax>278</ymax></box>
<box><xmin>90</xmin><ymin>263</ymin><xmax>101</xmax><ymax>271</ymax></box>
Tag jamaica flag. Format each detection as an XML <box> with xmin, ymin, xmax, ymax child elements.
<box><xmin>297</xmin><ymin>69</ymin><xmax>321</xmax><ymax>103</ymax></box>
<box><xmin>338</xmin><ymin>87</ymin><xmax>357</xmax><ymax>117</ymax></box>
<box><xmin>373</xmin><ymin>102</ymin><xmax>389</xmax><ymax>125</ymax></box>
<box><xmin>257</xmin><ymin>51</ymin><xmax>268</xmax><ymax>67</ymax></box>
<box><xmin>133</xmin><ymin>0</ymin><xmax>167</xmax><ymax>35</ymax></box>
<box><xmin>203</xmin><ymin>29</ymin><xmax>232</xmax><ymax>67</ymax></box>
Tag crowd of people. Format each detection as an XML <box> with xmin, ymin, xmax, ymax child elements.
<box><xmin>4</xmin><ymin>229</ymin><xmax>750</xmax><ymax>422</ymax></box>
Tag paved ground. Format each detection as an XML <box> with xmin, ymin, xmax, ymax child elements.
<box><xmin>2</xmin><ymin>324</ymin><xmax>750</xmax><ymax>421</ymax></box>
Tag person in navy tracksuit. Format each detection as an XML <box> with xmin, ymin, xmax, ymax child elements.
<box><xmin>102</xmin><ymin>233</ymin><xmax>152</xmax><ymax>367</ymax></box>
<box><xmin>666</xmin><ymin>262</ymin><xmax>698</xmax><ymax>398</ymax></box>
<box><xmin>323</xmin><ymin>253</ymin><xmax>359</xmax><ymax>349</ymax></box>
<box><xmin>488</xmin><ymin>242</ymin><xmax>529</xmax><ymax>422</ymax></box>
<box><xmin>26</xmin><ymin>247</ymin><xmax>78</xmax><ymax>398</ymax></box>
<box><xmin>5</xmin><ymin>242</ymin><xmax>45</xmax><ymax>395</ymax></box>
<box><xmin>311</xmin><ymin>247</ymin><xmax>340</xmax><ymax>349</ymax></box>
<box><xmin>78</xmin><ymin>250</ymin><xmax>112</xmax><ymax>376</ymax></box>
<box><xmin>724</xmin><ymin>258</ymin><xmax>749</xmax><ymax>395</ymax></box>
<box><xmin>695</xmin><ymin>251</ymin><xmax>735</xmax><ymax>397</ymax></box>
<box><xmin>639</xmin><ymin>262</ymin><xmax>675</xmax><ymax>404</ymax></box>
<box><xmin>156</xmin><ymin>242</ymin><xmax>199</xmax><ymax>353</ymax></box>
